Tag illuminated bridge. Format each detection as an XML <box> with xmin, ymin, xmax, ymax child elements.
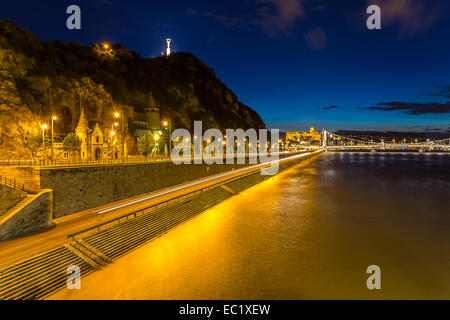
<box><xmin>321</xmin><ymin>131</ymin><xmax>450</xmax><ymax>151</ymax></box>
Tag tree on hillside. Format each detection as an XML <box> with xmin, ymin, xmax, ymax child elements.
<box><xmin>62</xmin><ymin>133</ymin><xmax>81</xmax><ymax>156</ymax></box>
<box><xmin>137</xmin><ymin>135</ymin><xmax>155</xmax><ymax>157</ymax></box>
<box><xmin>23</xmin><ymin>134</ymin><xmax>45</xmax><ymax>159</ymax></box>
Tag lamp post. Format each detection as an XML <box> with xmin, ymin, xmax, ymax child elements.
<box><xmin>51</xmin><ymin>116</ymin><xmax>57</xmax><ymax>159</ymax></box>
<box><xmin>42</xmin><ymin>124</ymin><xmax>47</xmax><ymax>155</ymax></box>
<box><xmin>114</xmin><ymin>110</ymin><xmax>125</xmax><ymax>160</ymax></box>
<box><xmin>110</xmin><ymin>127</ymin><xmax>115</xmax><ymax>159</ymax></box>
<box><xmin>162</xmin><ymin>120</ymin><xmax>172</xmax><ymax>158</ymax></box>
<box><xmin>154</xmin><ymin>134</ymin><xmax>160</xmax><ymax>157</ymax></box>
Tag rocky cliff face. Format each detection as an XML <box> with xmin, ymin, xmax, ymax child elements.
<box><xmin>0</xmin><ymin>20</ymin><xmax>265</xmax><ymax>159</ymax></box>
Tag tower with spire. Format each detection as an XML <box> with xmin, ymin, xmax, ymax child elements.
<box><xmin>75</xmin><ymin>109</ymin><xmax>89</xmax><ymax>159</ymax></box>
<box><xmin>144</xmin><ymin>92</ymin><xmax>160</xmax><ymax>131</ymax></box>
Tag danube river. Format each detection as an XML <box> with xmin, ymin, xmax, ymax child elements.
<box><xmin>50</xmin><ymin>152</ymin><xmax>450</xmax><ymax>299</ymax></box>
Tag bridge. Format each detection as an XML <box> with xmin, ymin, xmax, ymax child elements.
<box><xmin>321</xmin><ymin>130</ymin><xmax>450</xmax><ymax>151</ymax></box>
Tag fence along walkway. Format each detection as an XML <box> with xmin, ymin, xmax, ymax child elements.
<box><xmin>0</xmin><ymin>152</ymin><xmax>294</xmax><ymax>168</ymax></box>
<box><xmin>0</xmin><ymin>175</ymin><xmax>26</xmax><ymax>192</ymax></box>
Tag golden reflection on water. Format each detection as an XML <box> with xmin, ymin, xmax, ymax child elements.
<box><xmin>49</xmin><ymin>153</ymin><xmax>450</xmax><ymax>300</ymax></box>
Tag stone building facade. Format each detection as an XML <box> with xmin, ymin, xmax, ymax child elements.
<box><xmin>75</xmin><ymin>109</ymin><xmax>109</xmax><ymax>160</ymax></box>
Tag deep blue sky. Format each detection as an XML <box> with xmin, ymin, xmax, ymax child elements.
<box><xmin>1</xmin><ymin>0</ymin><xmax>449</xmax><ymax>132</ymax></box>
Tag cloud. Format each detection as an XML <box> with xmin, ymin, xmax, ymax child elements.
<box><xmin>323</xmin><ymin>105</ymin><xmax>340</xmax><ymax>110</ymax></box>
<box><xmin>361</xmin><ymin>101</ymin><xmax>450</xmax><ymax>115</ymax></box>
<box><xmin>368</xmin><ymin>0</ymin><xmax>441</xmax><ymax>37</ymax></box>
<box><xmin>304</xmin><ymin>27</ymin><xmax>327</xmax><ymax>51</ymax></box>
<box><xmin>429</xmin><ymin>85</ymin><xmax>450</xmax><ymax>99</ymax></box>
<box><xmin>187</xmin><ymin>0</ymin><xmax>306</xmax><ymax>37</ymax></box>
<box><xmin>254</xmin><ymin>0</ymin><xmax>306</xmax><ymax>37</ymax></box>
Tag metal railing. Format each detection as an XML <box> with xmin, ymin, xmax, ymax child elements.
<box><xmin>0</xmin><ymin>152</ymin><xmax>296</xmax><ymax>168</ymax></box>
<box><xmin>0</xmin><ymin>175</ymin><xmax>26</xmax><ymax>192</ymax></box>
<box><xmin>0</xmin><ymin>156</ymin><xmax>171</xmax><ymax>168</ymax></box>
<box><xmin>67</xmin><ymin>169</ymin><xmax>261</xmax><ymax>240</ymax></box>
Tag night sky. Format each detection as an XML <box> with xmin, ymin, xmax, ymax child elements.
<box><xmin>1</xmin><ymin>0</ymin><xmax>449</xmax><ymax>132</ymax></box>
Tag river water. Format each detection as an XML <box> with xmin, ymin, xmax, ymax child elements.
<box><xmin>50</xmin><ymin>152</ymin><xmax>450</xmax><ymax>300</ymax></box>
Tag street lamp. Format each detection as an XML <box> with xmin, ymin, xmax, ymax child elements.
<box><xmin>114</xmin><ymin>111</ymin><xmax>125</xmax><ymax>160</ymax></box>
<box><xmin>42</xmin><ymin>124</ymin><xmax>47</xmax><ymax>154</ymax></box>
<box><xmin>162</xmin><ymin>120</ymin><xmax>172</xmax><ymax>158</ymax></box>
<box><xmin>51</xmin><ymin>116</ymin><xmax>57</xmax><ymax>159</ymax></box>
<box><xmin>154</xmin><ymin>134</ymin><xmax>160</xmax><ymax>156</ymax></box>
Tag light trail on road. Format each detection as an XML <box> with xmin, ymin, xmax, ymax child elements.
<box><xmin>94</xmin><ymin>151</ymin><xmax>322</xmax><ymax>214</ymax></box>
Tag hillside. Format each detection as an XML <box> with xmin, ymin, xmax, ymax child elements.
<box><xmin>0</xmin><ymin>20</ymin><xmax>265</xmax><ymax>158</ymax></box>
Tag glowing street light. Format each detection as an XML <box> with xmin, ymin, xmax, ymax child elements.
<box><xmin>114</xmin><ymin>111</ymin><xmax>125</xmax><ymax>160</ymax></box>
<box><xmin>42</xmin><ymin>124</ymin><xmax>47</xmax><ymax>153</ymax></box>
<box><xmin>162</xmin><ymin>120</ymin><xmax>172</xmax><ymax>157</ymax></box>
<box><xmin>153</xmin><ymin>134</ymin><xmax>160</xmax><ymax>155</ymax></box>
<box><xmin>51</xmin><ymin>116</ymin><xmax>57</xmax><ymax>159</ymax></box>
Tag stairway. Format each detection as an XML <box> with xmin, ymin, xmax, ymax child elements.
<box><xmin>0</xmin><ymin>195</ymin><xmax>30</xmax><ymax>222</ymax></box>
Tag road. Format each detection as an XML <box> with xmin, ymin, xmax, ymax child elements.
<box><xmin>0</xmin><ymin>151</ymin><xmax>317</xmax><ymax>267</ymax></box>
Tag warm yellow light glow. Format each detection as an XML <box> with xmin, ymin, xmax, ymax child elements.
<box><xmin>114</xmin><ymin>122</ymin><xmax>119</xmax><ymax>127</ymax></box>
<box><xmin>114</xmin><ymin>112</ymin><xmax>120</xmax><ymax>118</ymax></box>
<box><xmin>163</xmin><ymin>121</ymin><xmax>168</xmax><ymax>127</ymax></box>
<box><xmin>103</xmin><ymin>43</ymin><xmax>109</xmax><ymax>49</ymax></box>
<box><xmin>110</xmin><ymin>131</ymin><xmax>115</xmax><ymax>136</ymax></box>
<box><xmin>42</xmin><ymin>124</ymin><xmax>47</xmax><ymax>130</ymax></box>
<box><xmin>52</xmin><ymin>116</ymin><xmax>57</xmax><ymax>120</ymax></box>
<box><xmin>154</xmin><ymin>135</ymin><xmax>160</xmax><ymax>140</ymax></box>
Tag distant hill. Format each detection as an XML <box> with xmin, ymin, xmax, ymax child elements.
<box><xmin>0</xmin><ymin>20</ymin><xmax>265</xmax><ymax>158</ymax></box>
<box><xmin>334</xmin><ymin>130</ymin><xmax>450</xmax><ymax>140</ymax></box>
